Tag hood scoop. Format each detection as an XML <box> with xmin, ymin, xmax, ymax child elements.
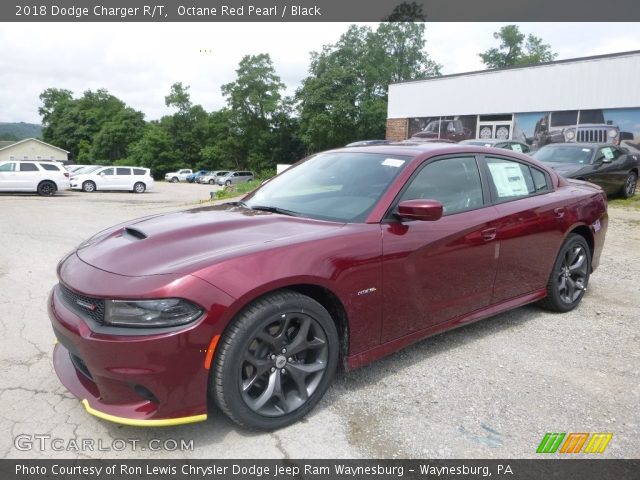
<box><xmin>122</xmin><ymin>227</ymin><xmax>147</xmax><ymax>241</ymax></box>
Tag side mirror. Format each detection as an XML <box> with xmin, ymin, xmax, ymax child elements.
<box><xmin>396</xmin><ymin>199</ymin><xmax>443</xmax><ymax>221</ymax></box>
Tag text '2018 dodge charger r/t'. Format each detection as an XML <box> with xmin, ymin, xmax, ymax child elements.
<box><xmin>48</xmin><ymin>144</ymin><xmax>608</xmax><ymax>430</ymax></box>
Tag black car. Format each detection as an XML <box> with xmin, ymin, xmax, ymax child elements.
<box><xmin>460</xmin><ymin>139</ymin><xmax>531</xmax><ymax>153</ymax></box>
<box><xmin>531</xmin><ymin>143</ymin><xmax>639</xmax><ymax>198</ymax></box>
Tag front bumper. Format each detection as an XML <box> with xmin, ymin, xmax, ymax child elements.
<box><xmin>48</xmin><ymin>256</ymin><xmax>235</xmax><ymax>426</ymax></box>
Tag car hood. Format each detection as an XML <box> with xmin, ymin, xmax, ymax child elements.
<box><xmin>76</xmin><ymin>204</ymin><xmax>345</xmax><ymax>276</ymax></box>
<box><xmin>544</xmin><ymin>162</ymin><xmax>587</xmax><ymax>177</ymax></box>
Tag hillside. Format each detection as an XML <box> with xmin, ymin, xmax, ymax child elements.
<box><xmin>0</xmin><ymin>122</ymin><xmax>42</xmax><ymax>140</ymax></box>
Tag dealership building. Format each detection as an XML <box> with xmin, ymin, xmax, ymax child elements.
<box><xmin>386</xmin><ymin>50</ymin><xmax>640</xmax><ymax>148</ymax></box>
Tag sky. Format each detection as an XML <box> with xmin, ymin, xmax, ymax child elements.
<box><xmin>1</xmin><ymin>22</ymin><xmax>639</xmax><ymax>124</ymax></box>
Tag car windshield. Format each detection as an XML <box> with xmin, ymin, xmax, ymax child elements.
<box><xmin>550</xmin><ymin>110</ymin><xmax>605</xmax><ymax>127</ymax></box>
<box><xmin>532</xmin><ymin>146</ymin><xmax>593</xmax><ymax>164</ymax></box>
<box><xmin>75</xmin><ymin>166</ymin><xmax>102</xmax><ymax>174</ymax></box>
<box><xmin>244</xmin><ymin>152</ymin><xmax>411</xmax><ymax>222</ymax></box>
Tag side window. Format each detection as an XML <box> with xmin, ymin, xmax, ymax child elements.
<box><xmin>530</xmin><ymin>167</ymin><xmax>550</xmax><ymax>193</ymax></box>
<box><xmin>400</xmin><ymin>156</ymin><xmax>484</xmax><ymax>216</ymax></box>
<box><xmin>486</xmin><ymin>157</ymin><xmax>538</xmax><ymax>200</ymax></box>
<box><xmin>133</xmin><ymin>169</ymin><xmax>146</xmax><ymax>175</ymax></box>
<box><xmin>116</xmin><ymin>168</ymin><xmax>131</xmax><ymax>175</ymax></box>
<box><xmin>0</xmin><ymin>163</ymin><xmax>16</xmax><ymax>172</ymax></box>
<box><xmin>19</xmin><ymin>163</ymin><xmax>39</xmax><ymax>172</ymax></box>
<box><xmin>40</xmin><ymin>163</ymin><xmax>61</xmax><ymax>171</ymax></box>
<box><xmin>101</xmin><ymin>168</ymin><xmax>114</xmax><ymax>176</ymax></box>
<box><xmin>233</xmin><ymin>172</ymin><xmax>240</xmax><ymax>177</ymax></box>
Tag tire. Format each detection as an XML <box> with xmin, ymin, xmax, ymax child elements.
<box><xmin>621</xmin><ymin>171</ymin><xmax>637</xmax><ymax>199</ymax></box>
<box><xmin>212</xmin><ymin>290</ymin><xmax>339</xmax><ymax>430</ymax></box>
<box><xmin>37</xmin><ymin>181</ymin><xmax>56</xmax><ymax>196</ymax></box>
<box><xmin>82</xmin><ymin>181</ymin><xmax>96</xmax><ymax>193</ymax></box>
<box><xmin>539</xmin><ymin>234</ymin><xmax>591</xmax><ymax>312</ymax></box>
<box><xmin>133</xmin><ymin>182</ymin><xmax>146</xmax><ymax>193</ymax></box>
<box><xmin>171</xmin><ymin>177</ymin><xmax>179</xmax><ymax>183</ymax></box>
<box><xmin>225</xmin><ymin>180</ymin><xmax>232</xmax><ymax>186</ymax></box>
<box><xmin>209</xmin><ymin>179</ymin><xmax>215</xmax><ymax>185</ymax></box>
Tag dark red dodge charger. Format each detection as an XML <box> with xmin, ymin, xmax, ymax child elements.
<box><xmin>49</xmin><ymin>143</ymin><xmax>608</xmax><ymax>430</ymax></box>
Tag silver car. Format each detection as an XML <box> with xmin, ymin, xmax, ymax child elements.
<box><xmin>216</xmin><ymin>171</ymin><xmax>254</xmax><ymax>186</ymax></box>
<box><xmin>198</xmin><ymin>170</ymin><xmax>231</xmax><ymax>184</ymax></box>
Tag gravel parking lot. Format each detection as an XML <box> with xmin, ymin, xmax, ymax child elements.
<box><xmin>1</xmin><ymin>182</ymin><xmax>638</xmax><ymax>459</ymax></box>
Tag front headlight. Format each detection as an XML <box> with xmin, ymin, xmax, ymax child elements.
<box><xmin>104</xmin><ymin>299</ymin><xmax>203</xmax><ymax>328</ymax></box>
<box><xmin>565</xmin><ymin>130</ymin><xmax>575</xmax><ymax>140</ymax></box>
<box><xmin>608</xmin><ymin>129</ymin><xmax>617</xmax><ymax>138</ymax></box>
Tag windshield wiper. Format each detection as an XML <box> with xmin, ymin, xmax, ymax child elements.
<box><xmin>249</xmin><ymin>205</ymin><xmax>299</xmax><ymax>217</ymax></box>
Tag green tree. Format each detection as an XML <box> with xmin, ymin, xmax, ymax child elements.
<box><xmin>297</xmin><ymin>23</ymin><xmax>440</xmax><ymax>152</ymax></box>
<box><xmin>479</xmin><ymin>25</ymin><xmax>557</xmax><ymax>69</ymax></box>
<box><xmin>127</xmin><ymin>122</ymin><xmax>182</xmax><ymax>176</ymax></box>
<box><xmin>220</xmin><ymin>53</ymin><xmax>299</xmax><ymax>171</ymax></box>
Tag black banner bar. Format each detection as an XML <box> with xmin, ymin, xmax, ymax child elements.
<box><xmin>3</xmin><ymin>0</ymin><xmax>640</xmax><ymax>22</ymax></box>
<box><xmin>2</xmin><ymin>459</ymin><xmax>640</xmax><ymax>480</ymax></box>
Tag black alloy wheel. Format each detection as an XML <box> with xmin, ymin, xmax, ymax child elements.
<box><xmin>622</xmin><ymin>171</ymin><xmax>637</xmax><ymax>198</ymax></box>
<box><xmin>212</xmin><ymin>290</ymin><xmax>339</xmax><ymax>430</ymax></box>
<box><xmin>37</xmin><ymin>181</ymin><xmax>56</xmax><ymax>196</ymax></box>
<box><xmin>540</xmin><ymin>233</ymin><xmax>591</xmax><ymax>312</ymax></box>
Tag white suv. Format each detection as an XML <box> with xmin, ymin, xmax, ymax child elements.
<box><xmin>0</xmin><ymin>160</ymin><xmax>70</xmax><ymax>196</ymax></box>
<box><xmin>164</xmin><ymin>169</ymin><xmax>193</xmax><ymax>183</ymax></box>
<box><xmin>71</xmin><ymin>166</ymin><xmax>154</xmax><ymax>193</ymax></box>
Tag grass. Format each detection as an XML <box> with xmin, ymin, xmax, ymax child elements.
<box><xmin>211</xmin><ymin>179</ymin><xmax>263</xmax><ymax>201</ymax></box>
<box><xmin>608</xmin><ymin>193</ymin><xmax>640</xmax><ymax>210</ymax></box>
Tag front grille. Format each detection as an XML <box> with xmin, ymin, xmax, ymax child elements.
<box><xmin>57</xmin><ymin>283</ymin><xmax>105</xmax><ymax>324</ymax></box>
<box><xmin>70</xmin><ymin>352</ymin><xmax>94</xmax><ymax>382</ymax></box>
<box><xmin>577</xmin><ymin>128</ymin><xmax>608</xmax><ymax>143</ymax></box>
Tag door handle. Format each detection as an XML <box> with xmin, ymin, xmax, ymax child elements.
<box><xmin>481</xmin><ymin>228</ymin><xmax>497</xmax><ymax>242</ymax></box>
<box><xmin>554</xmin><ymin>207</ymin><xmax>565</xmax><ymax>219</ymax></box>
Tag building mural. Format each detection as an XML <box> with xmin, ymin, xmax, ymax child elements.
<box><xmin>405</xmin><ymin>108</ymin><xmax>640</xmax><ymax>149</ymax></box>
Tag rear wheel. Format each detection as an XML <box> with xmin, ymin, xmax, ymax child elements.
<box><xmin>37</xmin><ymin>181</ymin><xmax>56</xmax><ymax>196</ymax></box>
<box><xmin>171</xmin><ymin>177</ymin><xmax>179</xmax><ymax>183</ymax></box>
<box><xmin>539</xmin><ymin>234</ymin><xmax>591</xmax><ymax>312</ymax></box>
<box><xmin>133</xmin><ymin>182</ymin><xmax>146</xmax><ymax>193</ymax></box>
<box><xmin>209</xmin><ymin>179</ymin><xmax>215</xmax><ymax>185</ymax></box>
<box><xmin>82</xmin><ymin>181</ymin><xmax>96</xmax><ymax>193</ymax></box>
<box><xmin>621</xmin><ymin>171</ymin><xmax>637</xmax><ymax>198</ymax></box>
<box><xmin>212</xmin><ymin>290</ymin><xmax>339</xmax><ymax>430</ymax></box>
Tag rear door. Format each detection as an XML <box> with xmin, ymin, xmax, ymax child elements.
<box><xmin>16</xmin><ymin>162</ymin><xmax>42</xmax><ymax>190</ymax></box>
<box><xmin>381</xmin><ymin>154</ymin><xmax>500</xmax><ymax>341</ymax></box>
<box><xmin>482</xmin><ymin>155</ymin><xmax>566</xmax><ymax>303</ymax></box>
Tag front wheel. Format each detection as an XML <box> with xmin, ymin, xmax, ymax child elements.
<box><xmin>133</xmin><ymin>182</ymin><xmax>146</xmax><ymax>193</ymax></box>
<box><xmin>171</xmin><ymin>177</ymin><xmax>179</xmax><ymax>183</ymax></box>
<box><xmin>211</xmin><ymin>290</ymin><xmax>339</xmax><ymax>430</ymax></box>
<box><xmin>209</xmin><ymin>179</ymin><xmax>215</xmax><ymax>185</ymax></box>
<box><xmin>621</xmin><ymin>171</ymin><xmax>637</xmax><ymax>198</ymax></box>
<box><xmin>82</xmin><ymin>181</ymin><xmax>96</xmax><ymax>193</ymax></box>
<box><xmin>225</xmin><ymin>180</ymin><xmax>232</xmax><ymax>186</ymax></box>
<box><xmin>539</xmin><ymin>234</ymin><xmax>591</xmax><ymax>312</ymax></box>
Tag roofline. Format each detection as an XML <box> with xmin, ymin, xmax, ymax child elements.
<box><xmin>0</xmin><ymin>137</ymin><xmax>69</xmax><ymax>154</ymax></box>
<box><xmin>390</xmin><ymin>50</ymin><xmax>640</xmax><ymax>87</ymax></box>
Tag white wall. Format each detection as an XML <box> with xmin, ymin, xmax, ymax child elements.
<box><xmin>388</xmin><ymin>52</ymin><xmax>640</xmax><ymax>118</ymax></box>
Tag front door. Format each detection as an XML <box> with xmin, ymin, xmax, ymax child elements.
<box><xmin>381</xmin><ymin>155</ymin><xmax>499</xmax><ymax>342</ymax></box>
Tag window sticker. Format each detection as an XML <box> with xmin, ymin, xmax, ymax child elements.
<box><xmin>511</xmin><ymin>144</ymin><xmax>523</xmax><ymax>153</ymax></box>
<box><xmin>382</xmin><ymin>158</ymin><xmax>405</xmax><ymax>167</ymax></box>
<box><xmin>602</xmin><ymin>147</ymin><xmax>614</xmax><ymax>160</ymax></box>
<box><xmin>488</xmin><ymin>162</ymin><xmax>528</xmax><ymax>198</ymax></box>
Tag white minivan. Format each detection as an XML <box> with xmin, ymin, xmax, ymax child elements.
<box><xmin>0</xmin><ymin>160</ymin><xmax>70</xmax><ymax>196</ymax></box>
<box><xmin>71</xmin><ymin>166</ymin><xmax>154</xmax><ymax>193</ymax></box>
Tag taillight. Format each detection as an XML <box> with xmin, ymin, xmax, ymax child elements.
<box><xmin>64</xmin><ymin>172</ymin><xmax>69</xmax><ymax>177</ymax></box>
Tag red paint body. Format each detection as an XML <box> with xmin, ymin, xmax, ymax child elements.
<box><xmin>49</xmin><ymin>144</ymin><xmax>608</xmax><ymax>422</ymax></box>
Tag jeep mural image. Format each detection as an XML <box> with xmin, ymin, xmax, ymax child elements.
<box><xmin>533</xmin><ymin>109</ymin><xmax>620</xmax><ymax>148</ymax></box>
<box><xmin>409</xmin><ymin>117</ymin><xmax>474</xmax><ymax>142</ymax></box>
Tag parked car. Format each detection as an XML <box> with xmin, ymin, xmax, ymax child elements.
<box><xmin>71</xmin><ymin>166</ymin><xmax>154</xmax><ymax>193</ymax></box>
<box><xmin>216</xmin><ymin>171</ymin><xmax>255</xmax><ymax>186</ymax></box>
<box><xmin>198</xmin><ymin>170</ymin><xmax>231</xmax><ymax>185</ymax></box>
<box><xmin>460</xmin><ymin>138</ymin><xmax>531</xmax><ymax>153</ymax></box>
<box><xmin>0</xmin><ymin>160</ymin><xmax>70</xmax><ymax>196</ymax></box>
<box><xmin>164</xmin><ymin>169</ymin><xmax>193</xmax><ymax>183</ymax></box>
<box><xmin>531</xmin><ymin>143</ymin><xmax>638</xmax><ymax>198</ymax></box>
<box><xmin>532</xmin><ymin>110</ymin><xmax>620</xmax><ymax>148</ymax></box>
<box><xmin>186</xmin><ymin>170</ymin><xmax>209</xmax><ymax>183</ymax></box>
<box><xmin>412</xmin><ymin>119</ymin><xmax>473</xmax><ymax>142</ymax></box>
<box><xmin>49</xmin><ymin>143</ymin><xmax>607</xmax><ymax>430</ymax></box>
<box><xmin>65</xmin><ymin>164</ymin><xmax>92</xmax><ymax>174</ymax></box>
